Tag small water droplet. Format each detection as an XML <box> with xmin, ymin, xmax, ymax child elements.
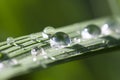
<box><xmin>102</xmin><ymin>24</ymin><xmax>111</xmax><ymax>35</ymax></box>
<box><xmin>29</xmin><ymin>34</ymin><xmax>38</xmax><ymax>41</ymax></box>
<box><xmin>42</xmin><ymin>26</ymin><xmax>55</xmax><ymax>39</ymax></box>
<box><xmin>73</xmin><ymin>38</ymin><xmax>81</xmax><ymax>43</ymax></box>
<box><xmin>102</xmin><ymin>20</ymin><xmax>120</xmax><ymax>34</ymax></box>
<box><xmin>81</xmin><ymin>24</ymin><xmax>101</xmax><ymax>39</ymax></box>
<box><xmin>50</xmin><ymin>32</ymin><xmax>71</xmax><ymax>49</ymax></box>
<box><xmin>41</xmin><ymin>48</ymin><xmax>56</xmax><ymax>60</ymax></box>
<box><xmin>7</xmin><ymin>37</ymin><xmax>15</xmax><ymax>45</ymax></box>
<box><xmin>31</xmin><ymin>47</ymin><xmax>40</xmax><ymax>56</ymax></box>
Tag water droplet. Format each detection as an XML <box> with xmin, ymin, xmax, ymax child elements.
<box><xmin>73</xmin><ymin>38</ymin><xmax>81</xmax><ymax>43</ymax></box>
<box><xmin>7</xmin><ymin>37</ymin><xmax>15</xmax><ymax>45</ymax></box>
<box><xmin>102</xmin><ymin>20</ymin><xmax>120</xmax><ymax>34</ymax></box>
<box><xmin>29</xmin><ymin>34</ymin><xmax>38</xmax><ymax>41</ymax></box>
<box><xmin>81</xmin><ymin>24</ymin><xmax>101</xmax><ymax>39</ymax></box>
<box><xmin>102</xmin><ymin>24</ymin><xmax>111</xmax><ymax>35</ymax></box>
<box><xmin>31</xmin><ymin>47</ymin><xmax>40</xmax><ymax>56</ymax></box>
<box><xmin>31</xmin><ymin>47</ymin><xmax>55</xmax><ymax>60</ymax></box>
<box><xmin>40</xmin><ymin>48</ymin><xmax>56</xmax><ymax>60</ymax></box>
<box><xmin>42</xmin><ymin>26</ymin><xmax>55</xmax><ymax>39</ymax></box>
<box><xmin>50</xmin><ymin>32</ymin><xmax>71</xmax><ymax>48</ymax></box>
<box><xmin>6</xmin><ymin>37</ymin><xmax>24</xmax><ymax>48</ymax></box>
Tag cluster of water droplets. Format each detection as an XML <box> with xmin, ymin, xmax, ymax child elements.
<box><xmin>30</xmin><ymin>46</ymin><xmax>56</xmax><ymax>68</ymax></box>
<box><xmin>31</xmin><ymin>46</ymin><xmax>56</xmax><ymax>61</ymax></box>
<box><xmin>4</xmin><ymin>19</ymin><xmax>120</xmax><ymax>68</ymax></box>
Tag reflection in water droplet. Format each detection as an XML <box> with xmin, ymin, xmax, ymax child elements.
<box><xmin>102</xmin><ymin>24</ymin><xmax>111</xmax><ymax>35</ymax></box>
<box><xmin>50</xmin><ymin>32</ymin><xmax>71</xmax><ymax>49</ymax></box>
<box><xmin>81</xmin><ymin>24</ymin><xmax>101</xmax><ymax>39</ymax></box>
<box><xmin>42</xmin><ymin>26</ymin><xmax>55</xmax><ymax>39</ymax></box>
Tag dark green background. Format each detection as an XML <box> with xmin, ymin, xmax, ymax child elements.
<box><xmin>0</xmin><ymin>0</ymin><xmax>120</xmax><ymax>80</ymax></box>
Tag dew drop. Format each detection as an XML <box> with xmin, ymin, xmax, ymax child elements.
<box><xmin>7</xmin><ymin>37</ymin><xmax>15</xmax><ymax>45</ymax></box>
<box><xmin>81</xmin><ymin>24</ymin><xmax>101</xmax><ymax>39</ymax></box>
<box><xmin>50</xmin><ymin>32</ymin><xmax>71</xmax><ymax>49</ymax></box>
<box><xmin>29</xmin><ymin>34</ymin><xmax>38</xmax><ymax>41</ymax></box>
<box><xmin>31</xmin><ymin>47</ymin><xmax>40</xmax><ymax>56</ymax></box>
<box><xmin>41</xmin><ymin>48</ymin><xmax>56</xmax><ymax>60</ymax></box>
<box><xmin>31</xmin><ymin>47</ymin><xmax>55</xmax><ymax>60</ymax></box>
<box><xmin>42</xmin><ymin>26</ymin><xmax>55</xmax><ymax>39</ymax></box>
<box><xmin>102</xmin><ymin>20</ymin><xmax>120</xmax><ymax>34</ymax></box>
<box><xmin>102</xmin><ymin>24</ymin><xmax>111</xmax><ymax>35</ymax></box>
<box><xmin>73</xmin><ymin>38</ymin><xmax>81</xmax><ymax>43</ymax></box>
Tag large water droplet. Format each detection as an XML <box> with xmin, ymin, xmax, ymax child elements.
<box><xmin>81</xmin><ymin>24</ymin><xmax>101</xmax><ymax>39</ymax></box>
<box><xmin>50</xmin><ymin>32</ymin><xmax>71</xmax><ymax>48</ymax></box>
<box><xmin>42</xmin><ymin>26</ymin><xmax>55</xmax><ymax>39</ymax></box>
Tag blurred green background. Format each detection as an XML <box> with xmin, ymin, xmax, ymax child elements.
<box><xmin>0</xmin><ymin>0</ymin><xmax>120</xmax><ymax>80</ymax></box>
